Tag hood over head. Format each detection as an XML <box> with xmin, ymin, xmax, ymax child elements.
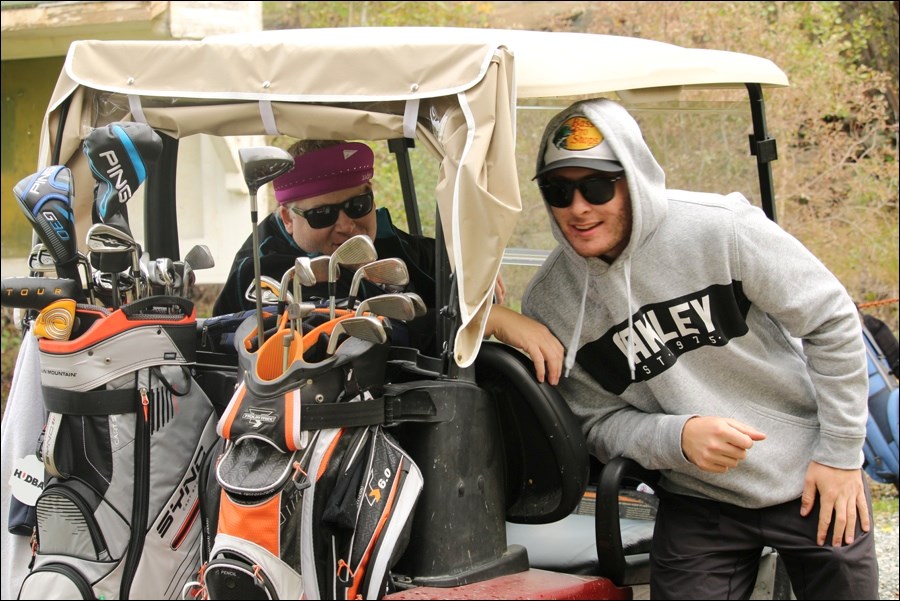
<box><xmin>534</xmin><ymin>98</ymin><xmax>668</xmax><ymax>378</ymax></box>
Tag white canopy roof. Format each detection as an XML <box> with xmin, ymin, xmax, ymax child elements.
<box><xmin>39</xmin><ymin>27</ymin><xmax>788</xmax><ymax>366</ymax></box>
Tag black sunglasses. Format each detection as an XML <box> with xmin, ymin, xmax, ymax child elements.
<box><xmin>538</xmin><ymin>175</ymin><xmax>623</xmax><ymax>208</ymax></box>
<box><xmin>289</xmin><ymin>192</ymin><xmax>374</xmax><ymax>229</ymax></box>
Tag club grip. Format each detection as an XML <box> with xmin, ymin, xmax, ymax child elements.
<box><xmin>1</xmin><ymin>277</ymin><xmax>83</xmax><ymax>310</ymax></box>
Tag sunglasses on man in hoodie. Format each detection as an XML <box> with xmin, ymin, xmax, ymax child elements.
<box><xmin>538</xmin><ymin>174</ymin><xmax>623</xmax><ymax>208</ymax></box>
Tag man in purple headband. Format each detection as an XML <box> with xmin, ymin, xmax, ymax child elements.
<box><xmin>213</xmin><ymin>139</ymin><xmax>439</xmax><ymax>350</ymax></box>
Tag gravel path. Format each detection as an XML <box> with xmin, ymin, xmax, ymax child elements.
<box><xmin>877</xmin><ymin>504</ymin><xmax>899</xmax><ymax>600</ymax></box>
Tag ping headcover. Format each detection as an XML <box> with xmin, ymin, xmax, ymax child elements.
<box><xmin>83</xmin><ymin>122</ymin><xmax>163</xmax><ymax>223</ymax></box>
<box><xmin>13</xmin><ymin>166</ymin><xmax>81</xmax><ymax>282</ymax></box>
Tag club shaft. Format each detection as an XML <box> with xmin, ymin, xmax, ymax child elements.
<box><xmin>250</xmin><ymin>193</ymin><xmax>265</xmax><ymax>348</ymax></box>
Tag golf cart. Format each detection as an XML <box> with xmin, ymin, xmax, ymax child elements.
<box><xmin>12</xmin><ymin>27</ymin><xmax>790</xmax><ymax>599</ymax></box>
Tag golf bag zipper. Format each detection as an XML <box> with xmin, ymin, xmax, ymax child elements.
<box><xmin>120</xmin><ymin>385</ymin><xmax>151</xmax><ymax>598</ymax></box>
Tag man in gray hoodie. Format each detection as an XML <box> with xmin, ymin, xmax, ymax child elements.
<box><xmin>500</xmin><ymin>98</ymin><xmax>878</xmax><ymax>599</ymax></box>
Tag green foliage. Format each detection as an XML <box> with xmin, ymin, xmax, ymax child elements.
<box><xmin>1</xmin><ymin>310</ymin><xmax>23</xmax><ymax>415</ymax></box>
<box><xmin>264</xmin><ymin>1</ymin><xmax>485</xmax><ymax>29</ymax></box>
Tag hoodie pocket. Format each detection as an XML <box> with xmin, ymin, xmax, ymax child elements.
<box><xmin>729</xmin><ymin>402</ymin><xmax>819</xmax><ymax>490</ymax></box>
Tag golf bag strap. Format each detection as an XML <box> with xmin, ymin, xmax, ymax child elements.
<box><xmin>43</xmin><ymin>385</ymin><xmax>138</xmax><ymax>415</ymax></box>
<box><xmin>299</xmin><ymin>392</ymin><xmax>438</xmax><ymax>430</ymax></box>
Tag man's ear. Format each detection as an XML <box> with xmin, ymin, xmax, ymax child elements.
<box><xmin>279</xmin><ymin>205</ymin><xmax>294</xmax><ymax>233</ymax></box>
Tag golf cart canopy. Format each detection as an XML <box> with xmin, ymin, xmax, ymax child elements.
<box><xmin>39</xmin><ymin>27</ymin><xmax>788</xmax><ymax>367</ymax></box>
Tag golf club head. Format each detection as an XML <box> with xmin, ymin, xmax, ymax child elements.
<box><xmin>245</xmin><ymin>276</ymin><xmax>286</xmax><ymax>305</ymax></box>
<box><xmin>28</xmin><ymin>244</ymin><xmax>56</xmax><ymax>274</ymax></box>
<box><xmin>309</xmin><ymin>256</ymin><xmax>331</xmax><ymax>283</ymax></box>
<box><xmin>184</xmin><ymin>244</ymin><xmax>215</xmax><ymax>270</ymax></box>
<box><xmin>140</xmin><ymin>251</ymin><xmax>162</xmax><ymax>294</ymax></box>
<box><xmin>86</xmin><ymin>223</ymin><xmax>137</xmax><ymax>255</ymax></box>
<box><xmin>87</xmin><ymin>216</ymin><xmax>137</xmax><ymax>275</ymax></box>
<box><xmin>328</xmin><ymin>235</ymin><xmax>378</xmax><ymax>319</ymax></box>
<box><xmin>355</xmin><ymin>293</ymin><xmax>417</xmax><ymax>321</ymax></box>
<box><xmin>14</xmin><ymin>166</ymin><xmax>81</xmax><ymax>282</ymax></box>
<box><xmin>347</xmin><ymin>257</ymin><xmax>410</xmax><ymax>310</ymax></box>
<box><xmin>279</xmin><ymin>266</ymin><xmax>297</xmax><ymax>305</ymax></box>
<box><xmin>292</xmin><ymin>256</ymin><xmax>317</xmax><ymax>308</ymax></box>
<box><xmin>325</xmin><ymin>315</ymin><xmax>387</xmax><ymax>355</ymax></box>
<box><xmin>180</xmin><ymin>262</ymin><xmax>194</xmax><ymax>297</ymax></box>
<box><xmin>287</xmin><ymin>301</ymin><xmax>316</xmax><ymax>322</ymax></box>
<box><xmin>93</xmin><ymin>270</ymin><xmax>135</xmax><ymax>292</ymax></box>
<box><xmin>329</xmin><ymin>235</ymin><xmax>378</xmax><ymax>280</ymax></box>
<box><xmin>86</xmin><ymin>221</ymin><xmax>140</xmax><ymax>277</ymax></box>
<box><xmin>406</xmin><ymin>292</ymin><xmax>428</xmax><ymax>317</ymax></box>
<box><xmin>237</xmin><ymin>147</ymin><xmax>294</xmax><ymax>195</ymax></box>
<box><xmin>83</xmin><ymin>122</ymin><xmax>163</xmax><ymax>223</ymax></box>
<box><xmin>295</xmin><ymin>257</ymin><xmax>316</xmax><ymax>287</ymax></box>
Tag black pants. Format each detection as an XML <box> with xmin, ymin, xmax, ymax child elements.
<box><xmin>650</xmin><ymin>471</ymin><xmax>879</xmax><ymax>600</ymax></box>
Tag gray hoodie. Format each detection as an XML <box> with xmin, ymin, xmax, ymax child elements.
<box><xmin>522</xmin><ymin>98</ymin><xmax>868</xmax><ymax>508</ymax></box>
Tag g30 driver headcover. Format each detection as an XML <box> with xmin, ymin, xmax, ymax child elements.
<box><xmin>13</xmin><ymin>166</ymin><xmax>83</xmax><ymax>292</ymax></box>
<box><xmin>83</xmin><ymin>122</ymin><xmax>163</xmax><ymax>223</ymax></box>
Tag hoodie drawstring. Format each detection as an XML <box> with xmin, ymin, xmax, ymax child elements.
<box><xmin>564</xmin><ymin>270</ymin><xmax>590</xmax><ymax>378</ymax></box>
<box><xmin>623</xmin><ymin>257</ymin><xmax>636</xmax><ymax>381</ymax></box>
<box><xmin>563</xmin><ymin>262</ymin><xmax>637</xmax><ymax>382</ymax></box>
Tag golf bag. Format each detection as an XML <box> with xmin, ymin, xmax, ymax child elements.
<box><xmin>192</xmin><ymin>311</ymin><xmax>423</xmax><ymax>600</ymax></box>
<box><xmin>861</xmin><ymin>314</ymin><xmax>899</xmax><ymax>488</ymax></box>
<box><xmin>17</xmin><ymin>296</ymin><xmax>219</xmax><ymax>600</ymax></box>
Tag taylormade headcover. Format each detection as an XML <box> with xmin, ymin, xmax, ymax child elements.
<box><xmin>83</xmin><ymin>122</ymin><xmax>163</xmax><ymax>222</ymax></box>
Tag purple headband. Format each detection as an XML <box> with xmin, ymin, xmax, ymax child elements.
<box><xmin>273</xmin><ymin>142</ymin><xmax>374</xmax><ymax>205</ymax></box>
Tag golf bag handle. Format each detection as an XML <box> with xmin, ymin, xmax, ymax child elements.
<box><xmin>121</xmin><ymin>295</ymin><xmax>194</xmax><ymax>319</ymax></box>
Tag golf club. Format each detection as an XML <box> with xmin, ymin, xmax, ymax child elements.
<box><xmin>238</xmin><ymin>146</ymin><xmax>295</xmax><ymax>349</ymax></box>
<box><xmin>346</xmin><ymin>257</ymin><xmax>410</xmax><ymax>311</ymax></box>
<box><xmin>328</xmin><ymin>234</ymin><xmax>377</xmax><ymax>320</ymax></box>
<box><xmin>354</xmin><ymin>293</ymin><xmax>418</xmax><ymax>321</ymax></box>
<box><xmin>28</xmin><ymin>244</ymin><xmax>56</xmax><ymax>274</ymax></box>
<box><xmin>325</xmin><ymin>315</ymin><xmax>387</xmax><ymax>356</ymax></box>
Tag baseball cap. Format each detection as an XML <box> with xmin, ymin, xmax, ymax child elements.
<box><xmin>535</xmin><ymin>115</ymin><xmax>623</xmax><ymax>178</ymax></box>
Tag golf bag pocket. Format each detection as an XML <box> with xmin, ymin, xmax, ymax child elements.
<box><xmin>19</xmin><ymin>479</ymin><xmax>127</xmax><ymax>599</ymax></box>
<box><xmin>195</xmin><ymin>436</ymin><xmax>308</xmax><ymax>600</ymax></box>
<box><xmin>308</xmin><ymin>426</ymin><xmax>423</xmax><ymax>600</ymax></box>
<box><xmin>19</xmin><ymin>563</ymin><xmax>95</xmax><ymax>600</ymax></box>
<box><xmin>202</xmin><ymin>534</ymin><xmax>302</xmax><ymax>600</ymax></box>
<box><xmin>22</xmin><ymin>298</ymin><xmax>218</xmax><ymax>600</ymax></box>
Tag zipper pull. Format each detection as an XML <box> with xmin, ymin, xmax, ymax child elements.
<box><xmin>28</xmin><ymin>528</ymin><xmax>37</xmax><ymax>569</ymax></box>
<box><xmin>139</xmin><ymin>387</ymin><xmax>150</xmax><ymax>422</ymax></box>
<box><xmin>292</xmin><ymin>461</ymin><xmax>310</xmax><ymax>491</ymax></box>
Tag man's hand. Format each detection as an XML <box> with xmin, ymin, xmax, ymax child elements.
<box><xmin>493</xmin><ymin>274</ymin><xmax>507</xmax><ymax>306</ymax></box>
<box><xmin>681</xmin><ymin>416</ymin><xmax>766</xmax><ymax>472</ymax></box>
<box><xmin>800</xmin><ymin>461</ymin><xmax>870</xmax><ymax>547</ymax></box>
<box><xmin>485</xmin><ymin>305</ymin><xmax>564</xmax><ymax>385</ymax></box>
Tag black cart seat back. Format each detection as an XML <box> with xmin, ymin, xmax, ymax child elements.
<box><xmin>474</xmin><ymin>341</ymin><xmax>590</xmax><ymax>523</ymax></box>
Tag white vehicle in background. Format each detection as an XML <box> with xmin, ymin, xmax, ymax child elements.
<box><xmin>7</xmin><ymin>27</ymin><xmax>792</xmax><ymax>599</ymax></box>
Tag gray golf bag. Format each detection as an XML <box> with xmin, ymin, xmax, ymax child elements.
<box><xmin>18</xmin><ymin>297</ymin><xmax>218</xmax><ymax>600</ymax></box>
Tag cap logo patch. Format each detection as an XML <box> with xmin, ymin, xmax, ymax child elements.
<box><xmin>552</xmin><ymin>116</ymin><xmax>603</xmax><ymax>151</ymax></box>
